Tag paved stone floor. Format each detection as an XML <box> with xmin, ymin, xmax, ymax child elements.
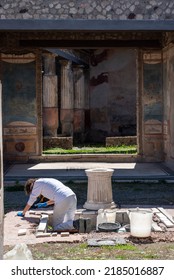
<box><xmin>4</xmin><ymin>211</ymin><xmax>84</xmax><ymax>246</ymax></box>
<box><xmin>4</xmin><ymin>206</ymin><xmax>174</xmax><ymax>246</ymax></box>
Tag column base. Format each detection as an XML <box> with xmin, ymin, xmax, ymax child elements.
<box><xmin>83</xmin><ymin>201</ymin><xmax>117</xmax><ymax>210</ymax></box>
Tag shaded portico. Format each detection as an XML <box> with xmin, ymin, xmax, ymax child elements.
<box><xmin>1</xmin><ymin>19</ymin><xmax>173</xmax><ymax>163</ymax></box>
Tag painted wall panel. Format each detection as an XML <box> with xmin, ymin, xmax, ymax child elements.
<box><xmin>90</xmin><ymin>48</ymin><xmax>137</xmax><ymax>142</ymax></box>
<box><xmin>2</xmin><ymin>61</ymin><xmax>36</xmax><ymax>126</ymax></box>
<box><xmin>143</xmin><ymin>63</ymin><xmax>163</xmax><ymax>122</ymax></box>
<box><xmin>1</xmin><ymin>56</ymin><xmax>38</xmax><ymax>159</ymax></box>
<box><xmin>142</xmin><ymin>52</ymin><xmax>163</xmax><ymax>161</ymax></box>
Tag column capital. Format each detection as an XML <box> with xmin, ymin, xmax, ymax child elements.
<box><xmin>72</xmin><ymin>64</ymin><xmax>85</xmax><ymax>69</ymax></box>
<box><xmin>42</xmin><ymin>52</ymin><xmax>57</xmax><ymax>59</ymax></box>
<box><xmin>59</xmin><ymin>59</ymin><xmax>72</xmax><ymax>69</ymax></box>
<box><xmin>43</xmin><ymin>53</ymin><xmax>56</xmax><ymax>75</ymax></box>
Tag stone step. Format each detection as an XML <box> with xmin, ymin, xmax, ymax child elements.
<box><xmin>152</xmin><ymin>208</ymin><xmax>174</xmax><ymax>228</ymax></box>
<box><xmin>157</xmin><ymin>207</ymin><xmax>174</xmax><ymax>224</ymax></box>
<box><xmin>37</xmin><ymin>214</ymin><xmax>49</xmax><ymax>232</ymax></box>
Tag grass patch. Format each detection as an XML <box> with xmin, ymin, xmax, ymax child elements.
<box><xmin>28</xmin><ymin>242</ymin><xmax>141</xmax><ymax>260</ymax></box>
<box><xmin>6</xmin><ymin>241</ymin><xmax>174</xmax><ymax>260</ymax></box>
<box><xmin>114</xmin><ymin>244</ymin><xmax>137</xmax><ymax>251</ymax></box>
<box><xmin>43</xmin><ymin>145</ymin><xmax>137</xmax><ymax>155</ymax></box>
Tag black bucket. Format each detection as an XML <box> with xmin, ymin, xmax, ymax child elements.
<box><xmin>98</xmin><ymin>222</ymin><xmax>121</xmax><ymax>232</ymax></box>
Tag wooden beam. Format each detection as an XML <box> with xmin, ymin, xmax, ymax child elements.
<box><xmin>20</xmin><ymin>39</ymin><xmax>161</xmax><ymax>48</ymax></box>
<box><xmin>0</xmin><ymin>19</ymin><xmax>174</xmax><ymax>32</ymax></box>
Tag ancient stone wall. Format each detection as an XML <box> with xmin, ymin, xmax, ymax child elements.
<box><xmin>0</xmin><ymin>81</ymin><xmax>3</xmax><ymax>259</ymax></box>
<box><xmin>106</xmin><ymin>136</ymin><xmax>137</xmax><ymax>147</ymax></box>
<box><xmin>43</xmin><ymin>136</ymin><xmax>73</xmax><ymax>150</ymax></box>
<box><xmin>0</xmin><ymin>0</ymin><xmax>174</xmax><ymax>20</ymax></box>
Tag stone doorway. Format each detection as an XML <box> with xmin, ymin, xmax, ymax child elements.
<box><xmin>42</xmin><ymin>48</ymin><xmax>138</xmax><ymax>152</ymax></box>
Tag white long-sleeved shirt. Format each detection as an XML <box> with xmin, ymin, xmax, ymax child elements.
<box><xmin>27</xmin><ymin>178</ymin><xmax>75</xmax><ymax>206</ymax></box>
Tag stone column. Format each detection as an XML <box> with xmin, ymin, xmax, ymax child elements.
<box><xmin>0</xmin><ymin>81</ymin><xmax>4</xmax><ymax>259</ymax></box>
<box><xmin>43</xmin><ymin>53</ymin><xmax>58</xmax><ymax>136</ymax></box>
<box><xmin>73</xmin><ymin>65</ymin><xmax>85</xmax><ymax>143</ymax></box>
<box><xmin>60</xmin><ymin>60</ymin><xmax>74</xmax><ymax>136</ymax></box>
<box><xmin>83</xmin><ymin>168</ymin><xmax>116</xmax><ymax>210</ymax></box>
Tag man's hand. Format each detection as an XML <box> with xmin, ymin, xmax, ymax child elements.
<box><xmin>17</xmin><ymin>211</ymin><xmax>24</xmax><ymax>217</ymax></box>
<box><xmin>34</xmin><ymin>202</ymin><xmax>48</xmax><ymax>208</ymax></box>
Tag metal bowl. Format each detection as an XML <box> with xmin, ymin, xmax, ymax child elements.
<box><xmin>98</xmin><ymin>222</ymin><xmax>121</xmax><ymax>232</ymax></box>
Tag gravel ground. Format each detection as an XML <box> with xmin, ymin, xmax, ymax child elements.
<box><xmin>4</xmin><ymin>181</ymin><xmax>174</xmax><ymax>212</ymax></box>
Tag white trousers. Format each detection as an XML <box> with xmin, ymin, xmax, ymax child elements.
<box><xmin>52</xmin><ymin>194</ymin><xmax>77</xmax><ymax>231</ymax></box>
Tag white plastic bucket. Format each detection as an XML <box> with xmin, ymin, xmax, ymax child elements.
<box><xmin>129</xmin><ymin>209</ymin><xmax>153</xmax><ymax>238</ymax></box>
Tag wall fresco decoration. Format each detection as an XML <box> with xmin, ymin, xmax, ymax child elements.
<box><xmin>1</xmin><ymin>55</ymin><xmax>36</xmax><ymax>126</ymax></box>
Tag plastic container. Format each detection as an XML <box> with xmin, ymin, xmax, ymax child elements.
<box><xmin>129</xmin><ymin>208</ymin><xmax>153</xmax><ymax>238</ymax></box>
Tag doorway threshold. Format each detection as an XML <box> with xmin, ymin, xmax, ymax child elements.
<box><xmin>29</xmin><ymin>153</ymin><xmax>140</xmax><ymax>163</ymax></box>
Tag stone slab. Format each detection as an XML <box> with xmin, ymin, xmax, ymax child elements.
<box><xmin>61</xmin><ymin>232</ymin><xmax>70</xmax><ymax>237</ymax></box>
<box><xmin>18</xmin><ymin>229</ymin><xmax>27</xmax><ymax>236</ymax></box>
<box><xmin>51</xmin><ymin>232</ymin><xmax>57</xmax><ymax>236</ymax></box>
<box><xmin>151</xmin><ymin>222</ymin><xmax>163</xmax><ymax>232</ymax></box>
<box><xmin>153</xmin><ymin>209</ymin><xmax>174</xmax><ymax>228</ymax></box>
<box><xmin>37</xmin><ymin>214</ymin><xmax>49</xmax><ymax>232</ymax></box>
<box><xmin>87</xmin><ymin>237</ymin><xmax>126</xmax><ymax>246</ymax></box>
<box><xmin>157</xmin><ymin>207</ymin><xmax>174</xmax><ymax>224</ymax></box>
<box><xmin>36</xmin><ymin>232</ymin><xmax>52</xmax><ymax>238</ymax></box>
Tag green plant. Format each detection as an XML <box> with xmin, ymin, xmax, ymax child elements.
<box><xmin>43</xmin><ymin>145</ymin><xmax>137</xmax><ymax>155</ymax></box>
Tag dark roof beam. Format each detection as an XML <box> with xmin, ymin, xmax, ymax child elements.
<box><xmin>44</xmin><ymin>48</ymin><xmax>89</xmax><ymax>66</ymax></box>
<box><xmin>1</xmin><ymin>19</ymin><xmax>174</xmax><ymax>32</ymax></box>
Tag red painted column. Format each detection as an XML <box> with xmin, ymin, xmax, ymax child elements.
<box><xmin>43</xmin><ymin>53</ymin><xmax>58</xmax><ymax>136</ymax></box>
<box><xmin>73</xmin><ymin>65</ymin><xmax>85</xmax><ymax>143</ymax></box>
<box><xmin>60</xmin><ymin>60</ymin><xmax>74</xmax><ymax>136</ymax></box>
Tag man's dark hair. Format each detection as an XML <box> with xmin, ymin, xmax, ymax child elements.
<box><xmin>24</xmin><ymin>178</ymin><xmax>37</xmax><ymax>195</ymax></box>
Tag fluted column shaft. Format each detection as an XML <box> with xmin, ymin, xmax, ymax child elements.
<box><xmin>73</xmin><ymin>65</ymin><xmax>85</xmax><ymax>142</ymax></box>
<box><xmin>83</xmin><ymin>168</ymin><xmax>116</xmax><ymax>210</ymax></box>
<box><xmin>60</xmin><ymin>60</ymin><xmax>74</xmax><ymax>136</ymax></box>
